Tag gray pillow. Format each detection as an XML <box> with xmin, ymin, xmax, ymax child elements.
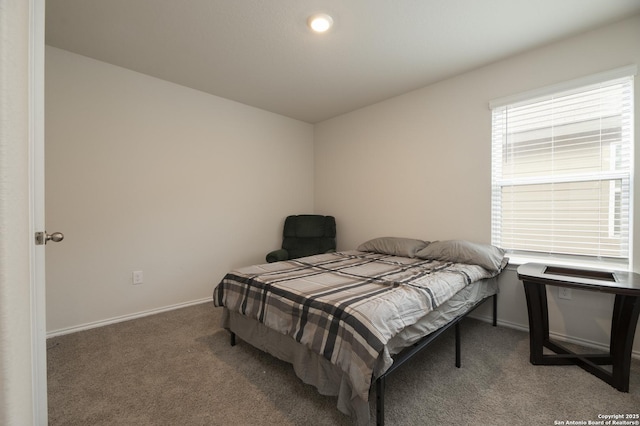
<box><xmin>415</xmin><ymin>240</ymin><xmax>505</xmax><ymax>272</ymax></box>
<box><xmin>357</xmin><ymin>237</ymin><xmax>429</xmax><ymax>258</ymax></box>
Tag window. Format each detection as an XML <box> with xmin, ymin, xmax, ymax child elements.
<box><xmin>491</xmin><ymin>68</ymin><xmax>635</xmax><ymax>269</ymax></box>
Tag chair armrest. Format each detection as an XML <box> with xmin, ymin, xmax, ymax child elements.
<box><xmin>266</xmin><ymin>249</ymin><xmax>289</xmax><ymax>263</ymax></box>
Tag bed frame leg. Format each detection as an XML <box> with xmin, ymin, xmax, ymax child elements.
<box><xmin>376</xmin><ymin>376</ymin><xmax>385</xmax><ymax>426</ymax></box>
<box><xmin>230</xmin><ymin>332</ymin><xmax>236</xmax><ymax>346</ymax></box>
<box><xmin>455</xmin><ymin>322</ymin><xmax>461</xmax><ymax>368</ymax></box>
<box><xmin>493</xmin><ymin>294</ymin><xmax>498</xmax><ymax>327</ymax></box>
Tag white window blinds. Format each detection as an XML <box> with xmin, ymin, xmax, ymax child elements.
<box><xmin>491</xmin><ymin>73</ymin><xmax>634</xmax><ymax>267</ymax></box>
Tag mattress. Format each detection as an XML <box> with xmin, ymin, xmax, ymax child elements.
<box><xmin>220</xmin><ymin>276</ymin><xmax>498</xmax><ymax>425</ymax></box>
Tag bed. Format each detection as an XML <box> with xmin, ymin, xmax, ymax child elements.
<box><xmin>213</xmin><ymin>237</ymin><xmax>507</xmax><ymax>425</ymax></box>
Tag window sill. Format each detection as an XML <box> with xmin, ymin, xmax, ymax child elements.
<box><xmin>504</xmin><ymin>253</ymin><xmax>629</xmax><ymax>273</ymax></box>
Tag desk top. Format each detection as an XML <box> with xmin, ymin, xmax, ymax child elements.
<box><xmin>517</xmin><ymin>263</ymin><xmax>640</xmax><ymax>296</ymax></box>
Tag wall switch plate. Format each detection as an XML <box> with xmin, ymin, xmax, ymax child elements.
<box><xmin>132</xmin><ymin>270</ymin><xmax>144</xmax><ymax>285</ymax></box>
<box><xmin>558</xmin><ymin>287</ymin><xmax>572</xmax><ymax>300</ymax></box>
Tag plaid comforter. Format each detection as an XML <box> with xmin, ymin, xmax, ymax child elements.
<box><xmin>213</xmin><ymin>250</ymin><xmax>500</xmax><ymax>399</ymax></box>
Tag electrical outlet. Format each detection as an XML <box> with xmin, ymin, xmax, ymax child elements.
<box><xmin>558</xmin><ymin>287</ymin><xmax>572</xmax><ymax>300</ymax></box>
<box><xmin>132</xmin><ymin>270</ymin><xmax>144</xmax><ymax>285</ymax></box>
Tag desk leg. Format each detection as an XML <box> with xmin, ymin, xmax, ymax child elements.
<box><xmin>522</xmin><ymin>281</ymin><xmax>549</xmax><ymax>364</ymax></box>
<box><xmin>610</xmin><ymin>295</ymin><xmax>640</xmax><ymax>392</ymax></box>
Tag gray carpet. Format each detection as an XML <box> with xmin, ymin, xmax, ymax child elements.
<box><xmin>47</xmin><ymin>302</ymin><xmax>640</xmax><ymax>425</ymax></box>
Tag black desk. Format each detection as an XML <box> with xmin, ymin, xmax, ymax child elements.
<box><xmin>517</xmin><ymin>263</ymin><xmax>640</xmax><ymax>392</ymax></box>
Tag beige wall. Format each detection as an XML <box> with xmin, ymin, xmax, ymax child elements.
<box><xmin>45</xmin><ymin>47</ymin><xmax>314</xmax><ymax>333</ymax></box>
<box><xmin>314</xmin><ymin>14</ymin><xmax>640</xmax><ymax>354</ymax></box>
<box><xmin>45</xmin><ymin>14</ymin><xmax>640</xmax><ymax>354</ymax></box>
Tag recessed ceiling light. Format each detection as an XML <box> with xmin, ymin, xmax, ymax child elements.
<box><xmin>307</xmin><ymin>13</ymin><xmax>333</xmax><ymax>33</ymax></box>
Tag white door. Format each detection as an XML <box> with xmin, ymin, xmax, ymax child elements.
<box><xmin>31</xmin><ymin>0</ymin><xmax>52</xmax><ymax>423</ymax></box>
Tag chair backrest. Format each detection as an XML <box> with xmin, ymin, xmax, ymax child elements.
<box><xmin>281</xmin><ymin>215</ymin><xmax>336</xmax><ymax>259</ymax></box>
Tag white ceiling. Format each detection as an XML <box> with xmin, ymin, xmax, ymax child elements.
<box><xmin>46</xmin><ymin>0</ymin><xmax>640</xmax><ymax>123</ymax></box>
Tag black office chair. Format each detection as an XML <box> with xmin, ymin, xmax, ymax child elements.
<box><xmin>266</xmin><ymin>215</ymin><xmax>336</xmax><ymax>263</ymax></box>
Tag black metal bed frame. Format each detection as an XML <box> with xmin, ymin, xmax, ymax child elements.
<box><xmin>374</xmin><ymin>294</ymin><xmax>498</xmax><ymax>425</ymax></box>
<box><xmin>228</xmin><ymin>293</ymin><xmax>498</xmax><ymax>426</ymax></box>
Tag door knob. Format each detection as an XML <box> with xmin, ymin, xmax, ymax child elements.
<box><xmin>35</xmin><ymin>231</ymin><xmax>65</xmax><ymax>245</ymax></box>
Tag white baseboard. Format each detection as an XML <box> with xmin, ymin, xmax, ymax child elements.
<box><xmin>470</xmin><ymin>312</ymin><xmax>640</xmax><ymax>360</ymax></box>
<box><xmin>46</xmin><ymin>297</ymin><xmax>212</xmax><ymax>338</ymax></box>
